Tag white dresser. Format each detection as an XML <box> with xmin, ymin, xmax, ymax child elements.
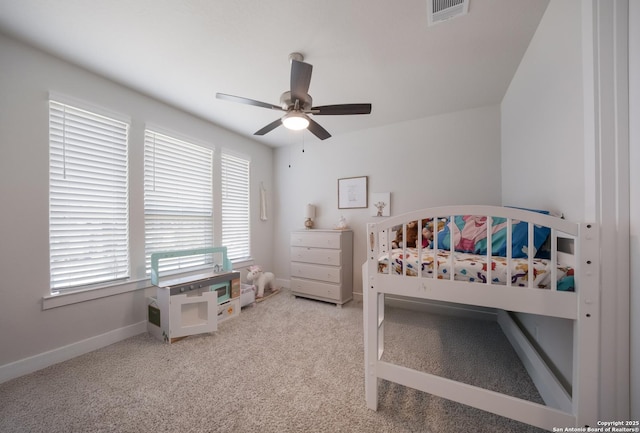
<box><xmin>290</xmin><ymin>229</ymin><xmax>353</xmax><ymax>306</ymax></box>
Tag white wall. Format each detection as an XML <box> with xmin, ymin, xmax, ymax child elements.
<box><xmin>0</xmin><ymin>33</ymin><xmax>274</xmax><ymax>375</ymax></box>
<box><xmin>273</xmin><ymin>104</ymin><xmax>502</xmax><ymax>298</ymax></box>
<box><xmin>502</xmin><ymin>0</ymin><xmax>636</xmax><ymax>419</ymax></box>
<box><xmin>501</xmin><ymin>0</ymin><xmax>584</xmax><ymax>389</ymax></box>
<box><xmin>501</xmin><ymin>0</ymin><xmax>585</xmax><ymax>222</ymax></box>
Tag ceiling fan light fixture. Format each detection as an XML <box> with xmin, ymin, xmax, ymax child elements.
<box><xmin>282</xmin><ymin>111</ymin><xmax>309</xmax><ymax>131</ymax></box>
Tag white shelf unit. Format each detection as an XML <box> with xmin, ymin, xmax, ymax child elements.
<box><xmin>290</xmin><ymin>229</ymin><xmax>353</xmax><ymax>306</ymax></box>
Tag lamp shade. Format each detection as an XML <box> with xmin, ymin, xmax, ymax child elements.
<box><xmin>282</xmin><ymin>112</ymin><xmax>310</xmax><ymax>131</ymax></box>
<box><xmin>305</xmin><ymin>204</ymin><xmax>316</xmax><ymax>219</ymax></box>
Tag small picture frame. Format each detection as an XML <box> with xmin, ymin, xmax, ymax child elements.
<box><xmin>338</xmin><ymin>176</ymin><xmax>368</xmax><ymax>209</ymax></box>
<box><xmin>370</xmin><ymin>192</ymin><xmax>390</xmax><ymax>217</ymax></box>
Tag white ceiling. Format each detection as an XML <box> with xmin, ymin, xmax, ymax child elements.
<box><xmin>0</xmin><ymin>0</ymin><xmax>549</xmax><ymax>147</ymax></box>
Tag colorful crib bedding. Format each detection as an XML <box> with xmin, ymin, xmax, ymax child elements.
<box><xmin>378</xmin><ymin>248</ymin><xmax>574</xmax><ymax>290</ymax></box>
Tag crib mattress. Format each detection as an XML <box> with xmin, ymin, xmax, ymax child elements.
<box><xmin>378</xmin><ymin>248</ymin><xmax>574</xmax><ymax>290</ymax></box>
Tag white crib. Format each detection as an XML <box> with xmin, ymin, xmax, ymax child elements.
<box><xmin>363</xmin><ymin>205</ymin><xmax>600</xmax><ymax>430</ymax></box>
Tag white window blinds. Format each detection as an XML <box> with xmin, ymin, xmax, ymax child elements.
<box><xmin>144</xmin><ymin>130</ymin><xmax>214</xmax><ymax>273</ymax></box>
<box><xmin>221</xmin><ymin>152</ymin><xmax>251</xmax><ymax>261</ymax></box>
<box><xmin>49</xmin><ymin>100</ymin><xmax>130</xmax><ymax>292</ymax></box>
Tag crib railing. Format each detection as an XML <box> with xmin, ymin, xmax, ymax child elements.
<box><xmin>371</xmin><ymin>205</ymin><xmax>577</xmax><ymax>291</ymax></box>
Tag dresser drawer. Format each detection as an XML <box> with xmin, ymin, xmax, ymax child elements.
<box><xmin>290</xmin><ymin>247</ymin><xmax>342</xmax><ymax>266</ymax></box>
<box><xmin>290</xmin><ymin>262</ymin><xmax>341</xmax><ymax>284</ymax></box>
<box><xmin>291</xmin><ymin>277</ymin><xmax>340</xmax><ymax>300</ymax></box>
<box><xmin>290</xmin><ymin>232</ymin><xmax>341</xmax><ymax>249</ymax></box>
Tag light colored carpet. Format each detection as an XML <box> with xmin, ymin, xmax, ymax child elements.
<box><xmin>0</xmin><ymin>289</ymin><xmax>547</xmax><ymax>433</ymax></box>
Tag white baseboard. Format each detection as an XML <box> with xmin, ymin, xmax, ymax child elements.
<box><xmin>497</xmin><ymin>310</ymin><xmax>572</xmax><ymax>413</ymax></box>
<box><xmin>0</xmin><ymin>321</ymin><xmax>147</xmax><ymax>384</ymax></box>
<box><xmin>276</xmin><ymin>278</ymin><xmax>290</xmax><ymax>289</ymax></box>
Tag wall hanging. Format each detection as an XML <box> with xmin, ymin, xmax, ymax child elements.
<box><xmin>371</xmin><ymin>192</ymin><xmax>390</xmax><ymax>216</ymax></box>
<box><xmin>338</xmin><ymin>176</ymin><xmax>368</xmax><ymax>209</ymax></box>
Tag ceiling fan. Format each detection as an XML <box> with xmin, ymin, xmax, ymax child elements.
<box><xmin>216</xmin><ymin>53</ymin><xmax>372</xmax><ymax>140</ymax></box>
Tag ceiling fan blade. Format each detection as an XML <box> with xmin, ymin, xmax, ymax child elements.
<box><xmin>311</xmin><ymin>103</ymin><xmax>372</xmax><ymax>115</ymax></box>
<box><xmin>216</xmin><ymin>93</ymin><xmax>283</xmax><ymax>111</ymax></box>
<box><xmin>254</xmin><ymin>118</ymin><xmax>283</xmax><ymax>136</ymax></box>
<box><xmin>306</xmin><ymin>117</ymin><xmax>331</xmax><ymax>140</ymax></box>
<box><xmin>290</xmin><ymin>60</ymin><xmax>313</xmax><ymax>104</ymax></box>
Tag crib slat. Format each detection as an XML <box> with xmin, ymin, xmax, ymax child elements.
<box><xmin>387</xmin><ymin>229</ymin><xmax>392</xmax><ymax>276</ymax></box>
<box><xmin>550</xmin><ymin>229</ymin><xmax>558</xmax><ymax>291</ymax></box>
<box><xmin>417</xmin><ymin>219</ymin><xmax>423</xmax><ymax>280</ymax></box>
<box><xmin>402</xmin><ymin>223</ymin><xmax>407</xmax><ymax>276</ymax></box>
<box><xmin>486</xmin><ymin>215</ymin><xmax>492</xmax><ymax>285</ymax></box>
<box><xmin>449</xmin><ymin>215</ymin><xmax>455</xmax><ymax>281</ymax></box>
<box><xmin>506</xmin><ymin>218</ymin><xmax>513</xmax><ymax>287</ymax></box>
<box><xmin>433</xmin><ymin>218</ymin><xmax>439</xmax><ymax>280</ymax></box>
<box><xmin>528</xmin><ymin>222</ymin><xmax>534</xmax><ymax>288</ymax></box>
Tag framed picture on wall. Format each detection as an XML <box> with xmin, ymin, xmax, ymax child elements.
<box><xmin>338</xmin><ymin>176</ymin><xmax>368</xmax><ymax>209</ymax></box>
<box><xmin>370</xmin><ymin>192</ymin><xmax>390</xmax><ymax>216</ymax></box>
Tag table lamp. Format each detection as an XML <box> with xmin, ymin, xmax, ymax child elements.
<box><xmin>304</xmin><ymin>204</ymin><xmax>316</xmax><ymax>229</ymax></box>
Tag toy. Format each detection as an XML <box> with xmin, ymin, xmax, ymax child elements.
<box><xmin>336</xmin><ymin>215</ymin><xmax>348</xmax><ymax>230</ymax></box>
<box><xmin>392</xmin><ymin>220</ymin><xmax>419</xmax><ymax>248</ymax></box>
<box><xmin>393</xmin><ymin>218</ymin><xmax>445</xmax><ymax>249</ymax></box>
<box><xmin>246</xmin><ymin>265</ymin><xmax>275</xmax><ymax>298</ymax></box>
<box><xmin>424</xmin><ymin>218</ymin><xmax>447</xmax><ymax>247</ymax></box>
<box><xmin>420</xmin><ymin>225</ymin><xmax>432</xmax><ymax>248</ymax></box>
<box><xmin>240</xmin><ymin>283</ymin><xmax>256</xmax><ymax>307</ymax></box>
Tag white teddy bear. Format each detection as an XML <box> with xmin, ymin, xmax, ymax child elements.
<box><xmin>246</xmin><ymin>265</ymin><xmax>275</xmax><ymax>298</ymax></box>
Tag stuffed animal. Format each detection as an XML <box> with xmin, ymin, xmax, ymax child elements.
<box><xmin>246</xmin><ymin>265</ymin><xmax>275</xmax><ymax>298</ymax></box>
<box><xmin>420</xmin><ymin>225</ymin><xmax>432</xmax><ymax>248</ymax></box>
<box><xmin>393</xmin><ymin>219</ymin><xmax>445</xmax><ymax>249</ymax></box>
<box><xmin>424</xmin><ymin>218</ymin><xmax>446</xmax><ymax>247</ymax></box>
<box><xmin>392</xmin><ymin>221</ymin><xmax>419</xmax><ymax>248</ymax></box>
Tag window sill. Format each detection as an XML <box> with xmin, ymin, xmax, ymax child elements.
<box><xmin>42</xmin><ymin>259</ymin><xmax>254</xmax><ymax>310</ymax></box>
<box><xmin>232</xmin><ymin>258</ymin><xmax>254</xmax><ymax>269</ymax></box>
<box><xmin>42</xmin><ymin>278</ymin><xmax>151</xmax><ymax>310</ymax></box>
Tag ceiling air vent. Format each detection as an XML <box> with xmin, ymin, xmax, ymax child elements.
<box><xmin>427</xmin><ymin>0</ymin><xmax>469</xmax><ymax>26</ymax></box>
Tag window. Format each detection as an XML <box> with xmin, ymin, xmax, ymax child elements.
<box><xmin>49</xmin><ymin>100</ymin><xmax>130</xmax><ymax>293</ymax></box>
<box><xmin>144</xmin><ymin>130</ymin><xmax>214</xmax><ymax>273</ymax></box>
<box><xmin>221</xmin><ymin>152</ymin><xmax>251</xmax><ymax>261</ymax></box>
